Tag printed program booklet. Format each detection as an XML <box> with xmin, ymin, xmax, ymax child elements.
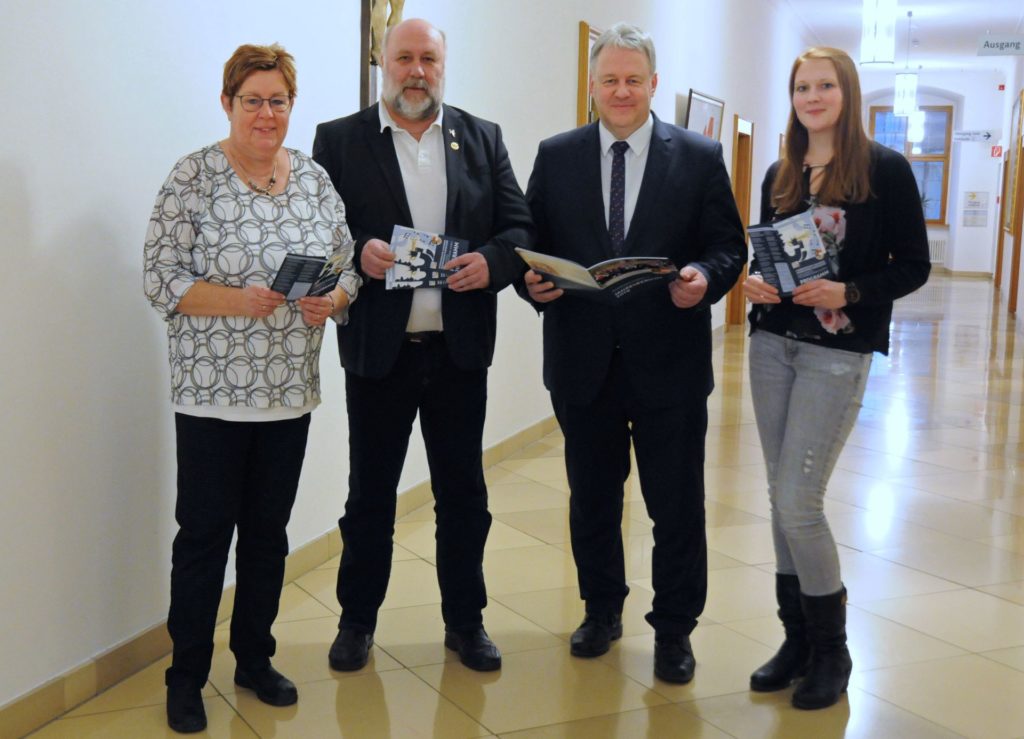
<box><xmin>270</xmin><ymin>253</ymin><xmax>346</xmax><ymax>300</ymax></box>
<box><xmin>515</xmin><ymin>247</ymin><xmax>677</xmax><ymax>302</ymax></box>
<box><xmin>385</xmin><ymin>226</ymin><xmax>469</xmax><ymax>289</ymax></box>
<box><xmin>747</xmin><ymin>209</ymin><xmax>834</xmax><ymax>296</ymax></box>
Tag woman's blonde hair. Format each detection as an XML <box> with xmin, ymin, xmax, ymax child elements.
<box><xmin>773</xmin><ymin>47</ymin><xmax>871</xmax><ymax>213</ymax></box>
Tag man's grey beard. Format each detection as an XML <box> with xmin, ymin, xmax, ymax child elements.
<box><xmin>383</xmin><ymin>78</ymin><xmax>443</xmax><ymax>121</ymax></box>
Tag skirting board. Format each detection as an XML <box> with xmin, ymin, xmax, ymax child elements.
<box><xmin>0</xmin><ymin>414</ymin><xmax>559</xmax><ymax>738</ymax></box>
<box><xmin>930</xmin><ymin>266</ymin><xmax>991</xmax><ymax>279</ymax></box>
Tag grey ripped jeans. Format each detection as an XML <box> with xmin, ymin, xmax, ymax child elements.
<box><xmin>748</xmin><ymin>330</ymin><xmax>871</xmax><ymax>596</ymax></box>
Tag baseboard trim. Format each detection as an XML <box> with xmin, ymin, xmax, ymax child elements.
<box><xmin>1</xmin><ymin>413</ymin><xmax>558</xmax><ymax>738</ymax></box>
<box><xmin>930</xmin><ymin>266</ymin><xmax>991</xmax><ymax>279</ymax></box>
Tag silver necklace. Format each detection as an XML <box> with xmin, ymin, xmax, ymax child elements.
<box><xmin>229</xmin><ymin>145</ymin><xmax>278</xmax><ymax>195</ymax></box>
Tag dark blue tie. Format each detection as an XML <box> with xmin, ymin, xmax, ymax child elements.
<box><xmin>609</xmin><ymin>140</ymin><xmax>629</xmax><ymax>255</ymax></box>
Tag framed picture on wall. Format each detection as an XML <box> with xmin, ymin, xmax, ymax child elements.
<box><xmin>577</xmin><ymin>21</ymin><xmax>602</xmax><ymax>126</ymax></box>
<box><xmin>675</xmin><ymin>92</ymin><xmax>689</xmax><ymax>127</ymax></box>
<box><xmin>1004</xmin><ymin>90</ymin><xmax>1022</xmax><ymax>234</ymax></box>
<box><xmin>685</xmin><ymin>89</ymin><xmax>725</xmax><ymax>141</ymax></box>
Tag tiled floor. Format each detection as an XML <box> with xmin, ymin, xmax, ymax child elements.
<box><xmin>31</xmin><ymin>274</ymin><xmax>1024</xmax><ymax>737</ymax></box>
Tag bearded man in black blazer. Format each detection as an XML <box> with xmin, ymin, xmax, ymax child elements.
<box><xmin>312</xmin><ymin>18</ymin><xmax>531</xmax><ymax>673</ymax></box>
<box><xmin>524</xmin><ymin>23</ymin><xmax>746</xmax><ymax>684</ymax></box>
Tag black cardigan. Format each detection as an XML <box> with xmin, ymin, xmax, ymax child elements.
<box><xmin>749</xmin><ymin>142</ymin><xmax>931</xmax><ymax>355</ymax></box>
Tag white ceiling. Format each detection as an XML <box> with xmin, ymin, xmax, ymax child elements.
<box><xmin>782</xmin><ymin>0</ymin><xmax>1024</xmax><ymax>72</ymax></box>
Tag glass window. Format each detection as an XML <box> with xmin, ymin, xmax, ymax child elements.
<box><xmin>870</xmin><ymin>105</ymin><xmax>952</xmax><ymax>224</ymax></box>
<box><xmin>873</xmin><ymin>110</ymin><xmax>906</xmax><ymax>153</ymax></box>
<box><xmin>920</xmin><ymin>109</ymin><xmax>950</xmax><ymax>156</ymax></box>
<box><xmin>911</xmin><ymin>161</ymin><xmax>944</xmax><ymax>221</ymax></box>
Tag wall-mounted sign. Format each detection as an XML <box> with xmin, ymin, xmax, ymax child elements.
<box><xmin>992</xmin><ymin>146</ymin><xmax>1003</xmax><ymax>158</ymax></box>
<box><xmin>953</xmin><ymin>130</ymin><xmax>996</xmax><ymax>143</ymax></box>
<box><xmin>978</xmin><ymin>36</ymin><xmax>1024</xmax><ymax>56</ymax></box>
<box><xmin>962</xmin><ymin>191</ymin><xmax>988</xmax><ymax>227</ymax></box>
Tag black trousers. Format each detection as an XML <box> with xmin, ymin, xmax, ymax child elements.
<box><xmin>338</xmin><ymin>335</ymin><xmax>491</xmax><ymax>632</ymax></box>
<box><xmin>552</xmin><ymin>351</ymin><xmax>708</xmax><ymax>635</ymax></box>
<box><xmin>166</xmin><ymin>412</ymin><xmax>310</xmax><ymax>685</ymax></box>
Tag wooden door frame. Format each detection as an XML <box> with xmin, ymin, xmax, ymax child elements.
<box><xmin>1010</xmin><ymin>158</ymin><xmax>1024</xmax><ymax>313</ymax></box>
<box><xmin>726</xmin><ymin>114</ymin><xmax>754</xmax><ymax>325</ymax></box>
<box><xmin>1009</xmin><ymin>90</ymin><xmax>1024</xmax><ymax>314</ymax></box>
<box><xmin>995</xmin><ymin>151</ymin><xmax>1009</xmax><ymax>289</ymax></box>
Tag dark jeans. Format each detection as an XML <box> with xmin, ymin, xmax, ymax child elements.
<box><xmin>553</xmin><ymin>350</ymin><xmax>708</xmax><ymax>635</ymax></box>
<box><xmin>166</xmin><ymin>412</ymin><xmax>310</xmax><ymax>685</ymax></box>
<box><xmin>338</xmin><ymin>335</ymin><xmax>491</xmax><ymax>633</ymax></box>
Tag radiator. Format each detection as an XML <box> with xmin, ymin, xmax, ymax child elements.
<box><xmin>928</xmin><ymin>238</ymin><xmax>946</xmax><ymax>264</ymax></box>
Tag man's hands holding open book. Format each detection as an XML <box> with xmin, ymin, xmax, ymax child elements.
<box><xmin>668</xmin><ymin>266</ymin><xmax>708</xmax><ymax>309</ymax></box>
<box><xmin>524</xmin><ymin>269</ymin><xmax>564</xmax><ymax>303</ymax></box>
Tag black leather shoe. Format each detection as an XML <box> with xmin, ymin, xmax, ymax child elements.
<box><xmin>444</xmin><ymin>627</ymin><xmax>502</xmax><ymax>671</ymax></box>
<box><xmin>570</xmin><ymin>613</ymin><xmax>623</xmax><ymax>658</ymax></box>
<box><xmin>166</xmin><ymin>679</ymin><xmax>206</xmax><ymax>734</ymax></box>
<box><xmin>234</xmin><ymin>664</ymin><xmax>298</xmax><ymax>706</ymax></box>
<box><xmin>329</xmin><ymin>628</ymin><xmax>373</xmax><ymax>671</ymax></box>
<box><xmin>654</xmin><ymin>633</ymin><xmax>696</xmax><ymax>684</ymax></box>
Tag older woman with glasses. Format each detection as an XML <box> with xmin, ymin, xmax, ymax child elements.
<box><xmin>144</xmin><ymin>43</ymin><xmax>360</xmax><ymax>733</ymax></box>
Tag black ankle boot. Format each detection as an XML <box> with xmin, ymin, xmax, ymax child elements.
<box><xmin>750</xmin><ymin>573</ymin><xmax>810</xmax><ymax>691</ymax></box>
<box><xmin>792</xmin><ymin>586</ymin><xmax>852</xmax><ymax>710</ymax></box>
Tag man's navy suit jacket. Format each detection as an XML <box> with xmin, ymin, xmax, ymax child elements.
<box><xmin>525</xmin><ymin>115</ymin><xmax>747</xmax><ymax>407</ymax></box>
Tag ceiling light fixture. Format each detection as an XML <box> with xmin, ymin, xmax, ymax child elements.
<box><xmin>907</xmin><ymin>109</ymin><xmax>926</xmax><ymax>144</ymax></box>
<box><xmin>860</xmin><ymin>0</ymin><xmax>897</xmax><ymax>65</ymax></box>
<box><xmin>893</xmin><ymin>11</ymin><xmax>917</xmax><ymax>117</ymax></box>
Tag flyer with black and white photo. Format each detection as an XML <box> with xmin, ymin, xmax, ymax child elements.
<box><xmin>385</xmin><ymin>226</ymin><xmax>469</xmax><ymax>289</ymax></box>
<box><xmin>747</xmin><ymin>209</ymin><xmax>833</xmax><ymax>295</ymax></box>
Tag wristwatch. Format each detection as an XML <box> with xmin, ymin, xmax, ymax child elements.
<box><xmin>844</xmin><ymin>281</ymin><xmax>861</xmax><ymax>305</ymax></box>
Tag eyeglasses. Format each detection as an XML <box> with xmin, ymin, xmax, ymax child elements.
<box><xmin>235</xmin><ymin>95</ymin><xmax>293</xmax><ymax>113</ymax></box>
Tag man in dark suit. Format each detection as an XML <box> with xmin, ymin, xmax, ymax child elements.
<box><xmin>312</xmin><ymin>18</ymin><xmax>531</xmax><ymax>673</ymax></box>
<box><xmin>523</xmin><ymin>23</ymin><xmax>746</xmax><ymax>684</ymax></box>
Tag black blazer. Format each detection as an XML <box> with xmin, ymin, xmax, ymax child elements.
<box><xmin>525</xmin><ymin>115</ymin><xmax>747</xmax><ymax>407</ymax></box>
<box><xmin>751</xmin><ymin>142</ymin><xmax>931</xmax><ymax>355</ymax></box>
<box><xmin>313</xmin><ymin>104</ymin><xmax>531</xmax><ymax>379</ymax></box>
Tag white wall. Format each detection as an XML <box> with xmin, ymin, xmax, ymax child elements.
<box><xmin>861</xmin><ymin>69</ymin><xmax>1009</xmax><ymax>273</ymax></box>
<box><xmin>0</xmin><ymin>0</ymin><xmax>370</xmax><ymax>707</ymax></box>
<box><xmin>0</xmin><ymin>0</ymin><xmax>812</xmax><ymax>707</ymax></box>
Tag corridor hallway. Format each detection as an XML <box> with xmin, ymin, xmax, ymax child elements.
<box><xmin>31</xmin><ymin>274</ymin><xmax>1024</xmax><ymax>738</ymax></box>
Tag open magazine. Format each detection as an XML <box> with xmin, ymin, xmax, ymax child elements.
<box><xmin>270</xmin><ymin>253</ymin><xmax>346</xmax><ymax>300</ymax></box>
<box><xmin>516</xmin><ymin>247</ymin><xmax>677</xmax><ymax>303</ymax></box>
<box><xmin>747</xmin><ymin>209</ymin><xmax>834</xmax><ymax>296</ymax></box>
<box><xmin>385</xmin><ymin>225</ymin><xmax>469</xmax><ymax>289</ymax></box>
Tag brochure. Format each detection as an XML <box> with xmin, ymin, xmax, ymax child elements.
<box><xmin>515</xmin><ymin>247</ymin><xmax>677</xmax><ymax>302</ymax></box>
<box><xmin>270</xmin><ymin>253</ymin><xmax>345</xmax><ymax>300</ymax></box>
<box><xmin>385</xmin><ymin>225</ymin><xmax>469</xmax><ymax>290</ymax></box>
<box><xmin>747</xmin><ymin>209</ymin><xmax>834</xmax><ymax>296</ymax></box>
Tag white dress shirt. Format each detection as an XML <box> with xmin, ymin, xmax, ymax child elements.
<box><xmin>599</xmin><ymin>114</ymin><xmax>654</xmax><ymax>241</ymax></box>
<box><xmin>379</xmin><ymin>103</ymin><xmax>447</xmax><ymax>332</ymax></box>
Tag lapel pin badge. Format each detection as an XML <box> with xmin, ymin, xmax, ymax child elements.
<box><xmin>450</xmin><ymin>142</ymin><xmax>460</xmax><ymax>151</ymax></box>
<box><xmin>449</xmin><ymin>128</ymin><xmax>456</xmax><ymax>137</ymax></box>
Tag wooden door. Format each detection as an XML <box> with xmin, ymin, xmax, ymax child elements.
<box><xmin>726</xmin><ymin>115</ymin><xmax>754</xmax><ymax>325</ymax></box>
